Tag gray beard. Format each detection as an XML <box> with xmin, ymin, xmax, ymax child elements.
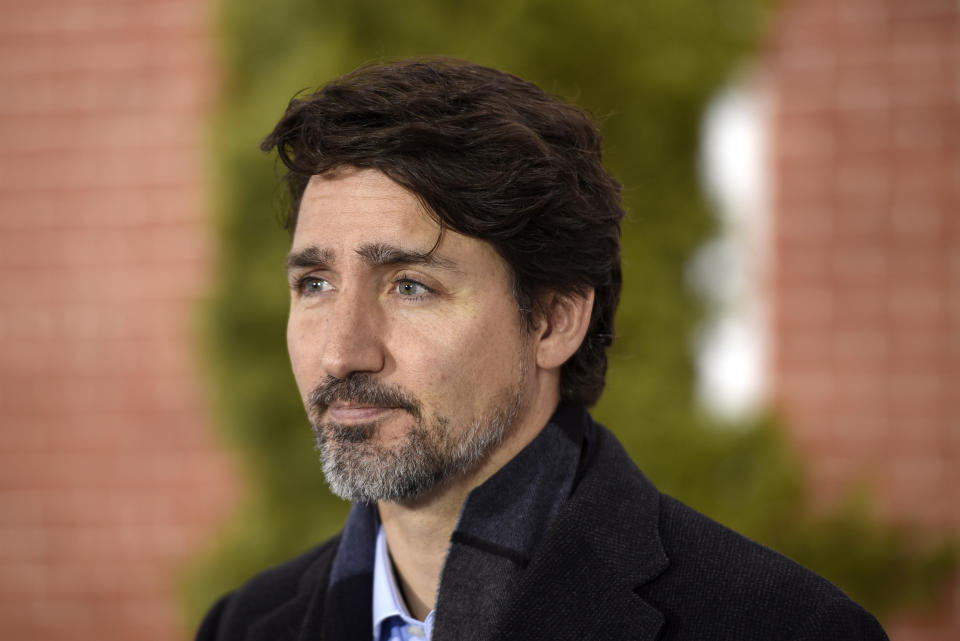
<box><xmin>312</xmin><ymin>386</ymin><xmax>523</xmax><ymax>503</ymax></box>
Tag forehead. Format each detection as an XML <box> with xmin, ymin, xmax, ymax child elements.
<box><xmin>293</xmin><ymin>168</ymin><xmax>436</xmax><ymax>246</ymax></box>
<box><xmin>291</xmin><ymin>168</ymin><xmax>504</xmax><ymax>273</ymax></box>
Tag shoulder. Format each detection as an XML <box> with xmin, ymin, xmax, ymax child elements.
<box><xmin>581</xmin><ymin>425</ymin><xmax>888</xmax><ymax>640</ymax></box>
<box><xmin>648</xmin><ymin>497</ymin><xmax>888</xmax><ymax>639</ymax></box>
<box><xmin>195</xmin><ymin>535</ymin><xmax>341</xmax><ymax>641</ymax></box>
<box><xmin>655</xmin><ymin>493</ymin><xmax>829</xmax><ymax>596</ymax></box>
<box><xmin>659</xmin><ymin>497</ymin><xmax>860</xmax><ymax>605</ymax></box>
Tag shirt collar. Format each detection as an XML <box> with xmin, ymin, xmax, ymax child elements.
<box><xmin>372</xmin><ymin>525</ymin><xmax>435</xmax><ymax>641</ymax></box>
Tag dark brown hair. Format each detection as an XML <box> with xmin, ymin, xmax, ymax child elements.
<box><xmin>262</xmin><ymin>58</ymin><xmax>624</xmax><ymax>406</ymax></box>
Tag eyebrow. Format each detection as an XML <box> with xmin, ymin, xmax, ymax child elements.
<box><xmin>285</xmin><ymin>242</ymin><xmax>458</xmax><ymax>273</ymax></box>
<box><xmin>355</xmin><ymin>242</ymin><xmax>458</xmax><ymax>270</ymax></box>
<box><xmin>286</xmin><ymin>246</ymin><xmax>333</xmax><ymax>272</ymax></box>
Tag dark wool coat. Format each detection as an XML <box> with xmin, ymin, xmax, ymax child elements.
<box><xmin>197</xmin><ymin>405</ymin><xmax>889</xmax><ymax>641</ymax></box>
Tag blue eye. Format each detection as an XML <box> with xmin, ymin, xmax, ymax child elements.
<box><xmin>297</xmin><ymin>277</ymin><xmax>331</xmax><ymax>295</ymax></box>
<box><xmin>396</xmin><ymin>279</ymin><xmax>430</xmax><ymax>297</ymax></box>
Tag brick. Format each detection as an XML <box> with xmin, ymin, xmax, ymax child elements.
<box><xmin>890</xmin><ymin>254</ymin><xmax>947</xmax><ymax>284</ymax></box>
<box><xmin>0</xmin><ymin>262</ymin><xmax>210</xmax><ymax>304</ymax></box>
<box><xmin>887</xmin><ymin>371</ymin><xmax>944</xmax><ymax>404</ymax></box>
<box><xmin>772</xmin><ymin>4</ymin><xmax>840</xmax><ymax>53</ymax></box>
<box><xmin>890</xmin><ymin>0</ymin><xmax>960</xmax><ymax>20</ymax></box>
<box><xmin>772</xmin><ymin>204</ymin><xmax>835</xmax><ymax>241</ymax></box>
<box><xmin>834</xmin><ymin>110</ymin><xmax>892</xmax><ymax>153</ymax></box>
<box><xmin>0</xmin><ymin>70</ymin><xmax>215</xmax><ymax>116</ymax></box>
<box><xmin>0</xmin><ymin>560</ymin><xmax>172</xmax><ymax>598</ymax></box>
<box><xmin>0</xmin><ymin>34</ymin><xmax>211</xmax><ymax>78</ymax></box>
<box><xmin>0</xmin><ymin>303</ymin><xmax>191</xmax><ymax>340</ymax></box>
<box><xmin>889</xmin><ymin>57</ymin><xmax>955</xmax><ymax>108</ymax></box>
<box><xmin>887</xmin><ymin>286</ymin><xmax>944</xmax><ymax>325</ymax></box>
<box><xmin>0</xmin><ymin>186</ymin><xmax>208</xmax><ymax>230</ymax></box>
<box><xmin>0</xmin><ymin>1</ymin><xmax>208</xmax><ymax>37</ymax></box>
<box><xmin>778</xmin><ymin>331</ymin><xmax>833</xmax><ymax>369</ymax></box>
<box><xmin>836</xmin><ymin>0</ymin><xmax>891</xmax><ymax>26</ymax></box>
<box><xmin>0</xmin><ymin>484</ymin><xmax>237</xmax><ymax>530</ymax></box>
<box><xmin>0</xmin><ymin>336</ymin><xmax>197</xmax><ymax>378</ymax></box>
<box><xmin>775</xmin><ymin>369</ymin><xmax>837</xmax><ymax>408</ymax></box>
<box><xmin>831</xmin><ymin>328</ymin><xmax>888</xmax><ymax>365</ymax></box>
<box><xmin>0</xmin><ymin>450</ymin><xmax>228</xmax><ymax>489</ymax></box>
<box><xmin>770</xmin><ymin>45</ymin><xmax>837</xmax><ymax>76</ymax></box>
<box><xmin>0</xmin><ymin>111</ymin><xmax>201</xmax><ymax>155</ymax></box>
<box><xmin>773</xmin><ymin>115</ymin><xmax>836</xmax><ymax>158</ymax></box>
<box><xmin>0</xmin><ymin>597</ymin><xmax>177</xmax><ymax>632</ymax></box>
<box><xmin>835</xmin><ymin>47</ymin><xmax>892</xmax><ymax>88</ymax></box>
<box><xmin>831</xmin><ymin>287</ymin><xmax>887</xmax><ymax>323</ymax></box>
<box><xmin>771</xmin><ymin>287</ymin><xmax>833</xmax><ymax>329</ymax></box>
<box><xmin>890</xmin><ymin>167</ymin><xmax>949</xmax><ymax>208</ymax></box>
<box><xmin>893</xmin><ymin>105</ymin><xmax>951</xmax><ymax>151</ymax></box>
<box><xmin>835</xmin><ymin>77</ymin><xmax>891</xmax><ymax>112</ymax></box>
<box><xmin>0</xmin><ymin>413</ymin><xmax>228</xmax><ymax>454</ymax></box>
<box><xmin>888</xmin><ymin>204</ymin><xmax>943</xmax><ymax>239</ymax></box>
<box><xmin>888</xmin><ymin>416</ymin><xmax>951</xmax><ymax>453</ymax></box>
<box><xmin>774</xmin><ymin>168</ymin><xmax>834</xmax><ymax>209</ymax></box>
<box><xmin>0</xmin><ymin>372</ymin><xmax>208</xmax><ymax>415</ymax></box>
<box><xmin>829</xmin><ymin>415</ymin><xmax>895</xmax><ymax>459</ymax></box>
<box><xmin>776</xmin><ymin>246</ymin><xmax>831</xmax><ymax>281</ymax></box>
<box><xmin>0</xmin><ymin>222</ymin><xmax>211</xmax><ymax>269</ymax></box>
<box><xmin>833</xmin><ymin>369</ymin><xmax>889</xmax><ymax>407</ymax></box>
<box><xmin>890</xmin><ymin>331</ymin><xmax>949</xmax><ymax>363</ymax></box>
<box><xmin>0</xmin><ymin>146</ymin><xmax>204</xmax><ymax>191</ymax></box>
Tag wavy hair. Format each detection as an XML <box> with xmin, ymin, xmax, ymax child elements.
<box><xmin>261</xmin><ymin>58</ymin><xmax>624</xmax><ymax>406</ymax></box>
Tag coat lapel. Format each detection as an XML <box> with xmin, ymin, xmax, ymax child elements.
<box><xmin>491</xmin><ymin>538</ymin><xmax>665</xmax><ymax>641</ymax></box>
<box><xmin>490</xmin><ymin>425</ymin><xmax>670</xmax><ymax>641</ymax></box>
<box><xmin>316</xmin><ymin>503</ymin><xmax>379</xmax><ymax>641</ymax></box>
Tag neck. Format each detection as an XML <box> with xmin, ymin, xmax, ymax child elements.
<box><xmin>377</xmin><ymin>382</ymin><xmax>560</xmax><ymax>620</ymax></box>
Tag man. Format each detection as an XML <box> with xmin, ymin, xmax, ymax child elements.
<box><xmin>197</xmin><ymin>58</ymin><xmax>888</xmax><ymax>640</ymax></box>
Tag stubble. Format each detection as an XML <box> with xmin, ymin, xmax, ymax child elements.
<box><xmin>308</xmin><ymin>373</ymin><xmax>522</xmax><ymax>503</ymax></box>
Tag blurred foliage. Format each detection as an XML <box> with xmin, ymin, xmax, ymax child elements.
<box><xmin>183</xmin><ymin>0</ymin><xmax>956</xmax><ymax>628</ymax></box>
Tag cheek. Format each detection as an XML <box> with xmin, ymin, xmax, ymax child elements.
<box><xmin>286</xmin><ymin>312</ymin><xmax>315</xmax><ymax>390</ymax></box>
<box><xmin>384</xmin><ymin>313</ymin><xmax>471</xmax><ymax>398</ymax></box>
<box><xmin>394</xmin><ymin>306</ymin><xmax>522</xmax><ymax>400</ymax></box>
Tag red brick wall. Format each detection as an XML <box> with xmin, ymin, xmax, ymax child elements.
<box><xmin>0</xmin><ymin>2</ymin><xmax>236</xmax><ymax>640</ymax></box>
<box><xmin>766</xmin><ymin>0</ymin><xmax>959</xmax><ymax>638</ymax></box>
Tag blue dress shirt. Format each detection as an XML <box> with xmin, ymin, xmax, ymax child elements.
<box><xmin>372</xmin><ymin>526</ymin><xmax>435</xmax><ymax>641</ymax></box>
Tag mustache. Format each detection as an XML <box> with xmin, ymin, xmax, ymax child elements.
<box><xmin>307</xmin><ymin>374</ymin><xmax>422</xmax><ymax>421</ymax></box>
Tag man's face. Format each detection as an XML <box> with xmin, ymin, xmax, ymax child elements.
<box><xmin>286</xmin><ymin>167</ymin><xmax>533</xmax><ymax>503</ymax></box>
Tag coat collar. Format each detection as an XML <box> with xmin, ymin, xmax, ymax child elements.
<box><xmin>435</xmin><ymin>406</ymin><xmax>669</xmax><ymax>641</ymax></box>
<box><xmin>431</xmin><ymin>401</ymin><xmax>587</xmax><ymax>641</ymax></box>
<box><xmin>315</xmin><ymin>405</ymin><xmax>670</xmax><ymax>641</ymax></box>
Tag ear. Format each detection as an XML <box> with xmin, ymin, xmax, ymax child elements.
<box><xmin>534</xmin><ymin>289</ymin><xmax>595</xmax><ymax>370</ymax></box>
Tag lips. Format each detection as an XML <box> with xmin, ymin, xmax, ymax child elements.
<box><xmin>326</xmin><ymin>403</ymin><xmax>396</xmax><ymax>424</ymax></box>
<box><xmin>308</xmin><ymin>374</ymin><xmax>422</xmax><ymax>424</ymax></box>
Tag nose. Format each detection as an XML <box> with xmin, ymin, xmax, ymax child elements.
<box><xmin>318</xmin><ymin>289</ymin><xmax>385</xmax><ymax>379</ymax></box>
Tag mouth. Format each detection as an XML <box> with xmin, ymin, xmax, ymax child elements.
<box><xmin>325</xmin><ymin>403</ymin><xmax>397</xmax><ymax>424</ymax></box>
